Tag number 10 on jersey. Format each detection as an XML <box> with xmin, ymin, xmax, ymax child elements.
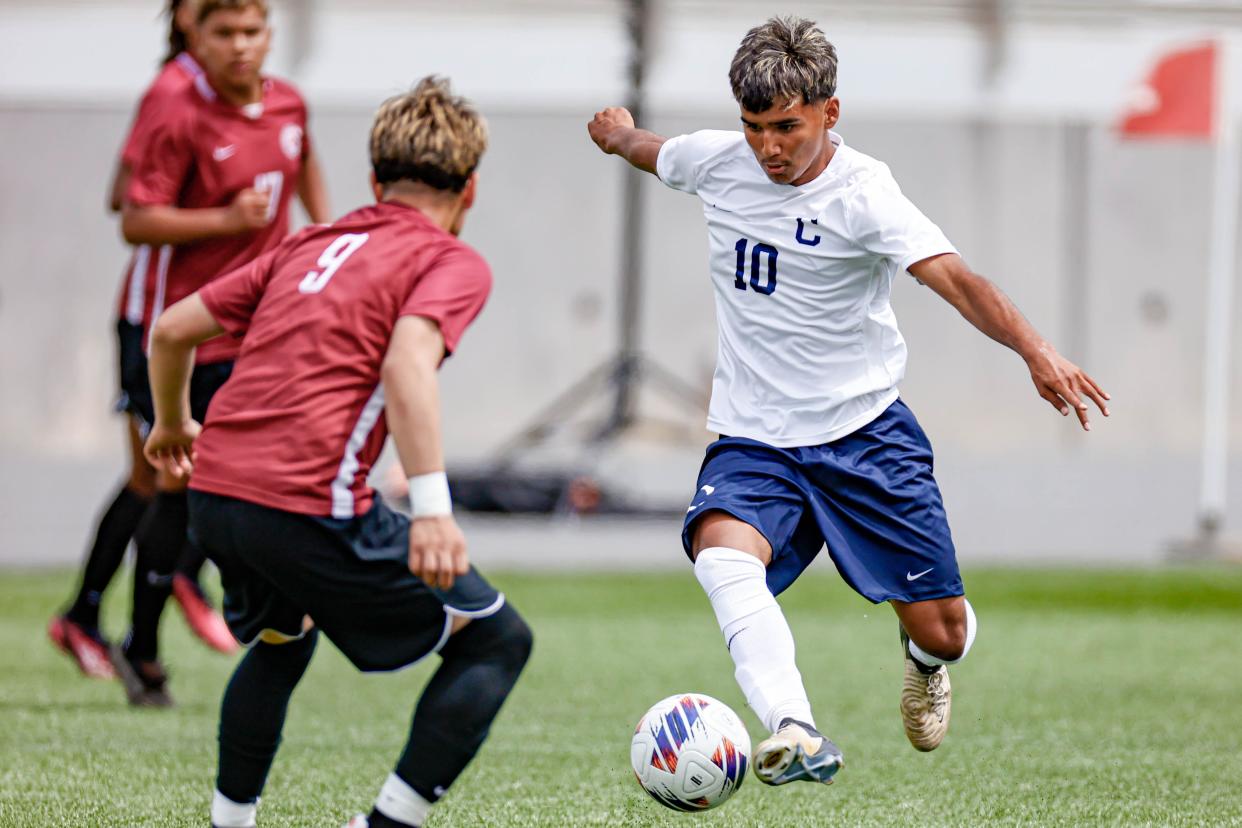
<box><xmin>734</xmin><ymin>238</ymin><xmax>777</xmax><ymax>295</ymax></box>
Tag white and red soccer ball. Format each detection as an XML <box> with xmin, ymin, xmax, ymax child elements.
<box><xmin>630</xmin><ymin>693</ymin><xmax>750</xmax><ymax>811</ymax></box>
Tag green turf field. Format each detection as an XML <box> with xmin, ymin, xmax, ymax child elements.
<box><xmin>2</xmin><ymin>565</ymin><xmax>1240</xmax><ymax>827</ymax></box>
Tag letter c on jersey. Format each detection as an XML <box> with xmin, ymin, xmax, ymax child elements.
<box><xmin>795</xmin><ymin>218</ymin><xmax>821</xmax><ymax>247</ymax></box>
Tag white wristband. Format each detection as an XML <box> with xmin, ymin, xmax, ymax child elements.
<box><xmin>408</xmin><ymin>471</ymin><xmax>452</xmax><ymax>518</ymax></box>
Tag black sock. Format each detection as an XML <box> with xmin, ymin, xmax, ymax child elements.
<box><xmin>127</xmin><ymin>491</ymin><xmax>188</xmax><ymax>661</ymax></box>
<box><xmin>175</xmin><ymin>541</ymin><xmax>207</xmax><ymax>586</ymax></box>
<box><xmin>905</xmin><ymin>641</ymin><xmax>940</xmax><ymax>675</ymax></box>
<box><xmin>65</xmin><ymin>485</ymin><xmax>151</xmax><ymax>629</ymax></box>
<box><xmin>216</xmin><ymin>631</ymin><xmax>318</xmax><ymax>804</ymax></box>
<box><xmin>394</xmin><ymin>604</ymin><xmax>532</xmax><ymax>803</ymax></box>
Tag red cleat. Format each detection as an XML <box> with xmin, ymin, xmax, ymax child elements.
<box><xmin>48</xmin><ymin>615</ymin><xmax>116</xmax><ymax>680</ymax></box>
<box><xmin>171</xmin><ymin>573</ymin><xmax>239</xmax><ymax>654</ymax></box>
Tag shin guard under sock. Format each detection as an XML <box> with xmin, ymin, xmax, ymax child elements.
<box><xmin>393</xmin><ymin>604</ymin><xmax>532</xmax><ymax>804</ymax></box>
<box><xmin>216</xmin><ymin>631</ymin><xmax>318</xmax><ymax>805</ymax></box>
<box><xmin>694</xmin><ymin>546</ymin><xmax>815</xmax><ymax>733</ymax></box>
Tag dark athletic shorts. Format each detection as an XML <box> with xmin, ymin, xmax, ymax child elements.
<box><xmin>115</xmin><ymin>319</ymin><xmax>152</xmax><ymax>426</ymax></box>
<box><xmin>681</xmin><ymin>398</ymin><xmax>964</xmax><ymax>604</ymax></box>
<box><xmin>116</xmin><ymin>321</ymin><xmax>233</xmax><ymax>431</ymax></box>
<box><xmin>188</xmin><ymin>490</ymin><xmax>505</xmax><ymax>672</ymax></box>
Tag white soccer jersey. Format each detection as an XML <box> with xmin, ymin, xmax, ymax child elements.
<box><xmin>657</xmin><ymin>129</ymin><xmax>956</xmax><ymax>447</ymax></box>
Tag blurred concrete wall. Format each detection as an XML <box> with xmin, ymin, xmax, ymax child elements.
<box><xmin>4</xmin><ymin>1</ymin><xmax>1242</xmax><ymax>565</ymax></box>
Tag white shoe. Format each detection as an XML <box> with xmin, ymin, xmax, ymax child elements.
<box><xmin>342</xmin><ymin>816</ymin><xmax>368</xmax><ymax>828</ymax></box>
<box><xmin>900</xmin><ymin>631</ymin><xmax>952</xmax><ymax>751</ymax></box>
<box><xmin>752</xmin><ymin>718</ymin><xmax>844</xmax><ymax>785</ymax></box>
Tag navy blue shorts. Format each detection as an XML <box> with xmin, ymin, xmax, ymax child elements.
<box><xmin>681</xmin><ymin>399</ymin><xmax>963</xmax><ymax>604</ymax></box>
<box><xmin>188</xmin><ymin>491</ymin><xmax>505</xmax><ymax>672</ymax></box>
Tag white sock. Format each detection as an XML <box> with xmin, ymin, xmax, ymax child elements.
<box><xmin>694</xmin><ymin>546</ymin><xmax>815</xmax><ymax>734</ymax></box>
<box><xmin>374</xmin><ymin>772</ymin><xmax>432</xmax><ymax>827</ymax></box>
<box><xmin>907</xmin><ymin>599</ymin><xmax>978</xmax><ymax>667</ymax></box>
<box><xmin>210</xmin><ymin>791</ymin><xmax>257</xmax><ymax>828</ymax></box>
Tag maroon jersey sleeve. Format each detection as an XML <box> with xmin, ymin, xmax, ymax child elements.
<box><xmin>120</xmin><ymin>87</ymin><xmax>165</xmax><ymax>167</ymax></box>
<box><xmin>399</xmin><ymin>245</ymin><xmax>492</xmax><ymax>355</ymax></box>
<box><xmin>120</xmin><ymin>72</ymin><xmax>188</xmax><ymax>168</ymax></box>
<box><xmin>199</xmin><ymin>243</ymin><xmax>284</xmax><ymax>338</ymax></box>
<box><xmin>126</xmin><ymin>113</ymin><xmax>194</xmax><ymax>207</ymax></box>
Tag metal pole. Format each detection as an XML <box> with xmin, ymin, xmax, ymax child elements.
<box><xmin>286</xmin><ymin>0</ymin><xmax>315</xmax><ymax>80</ymax></box>
<box><xmin>1061</xmin><ymin>120</ymin><xmax>1091</xmax><ymax>416</ymax></box>
<box><xmin>609</xmin><ymin>0</ymin><xmax>650</xmax><ymax>432</ymax></box>
<box><xmin>1197</xmin><ymin>38</ymin><xmax>1238</xmax><ymax>541</ymax></box>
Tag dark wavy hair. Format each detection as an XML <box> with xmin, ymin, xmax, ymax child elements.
<box><xmin>162</xmin><ymin>0</ymin><xmax>189</xmax><ymax>65</ymax></box>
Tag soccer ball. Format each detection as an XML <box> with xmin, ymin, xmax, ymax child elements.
<box><xmin>630</xmin><ymin>693</ymin><xmax>750</xmax><ymax>811</ymax></box>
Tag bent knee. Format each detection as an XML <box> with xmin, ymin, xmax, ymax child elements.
<box><xmin>253</xmin><ymin>627</ymin><xmax>318</xmax><ymax>670</ymax></box>
<box><xmin>919</xmin><ymin>625</ymin><xmax>967</xmax><ymax>662</ymax></box>
<box><xmin>502</xmin><ymin>608</ymin><xmax>534</xmax><ymax>668</ymax></box>
<box><xmin>909</xmin><ymin>610</ymin><xmax>970</xmax><ymax>662</ymax></box>
<box><xmin>457</xmin><ymin>604</ymin><xmax>533</xmax><ymax>670</ymax></box>
<box><xmin>902</xmin><ymin>597</ymin><xmax>977</xmax><ymax>665</ymax></box>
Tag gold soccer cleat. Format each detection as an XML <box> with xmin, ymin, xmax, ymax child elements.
<box><xmin>900</xmin><ymin>630</ymin><xmax>952</xmax><ymax>751</ymax></box>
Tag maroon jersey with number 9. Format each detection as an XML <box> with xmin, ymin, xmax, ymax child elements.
<box><xmin>188</xmin><ymin>201</ymin><xmax>492</xmax><ymax>518</ymax></box>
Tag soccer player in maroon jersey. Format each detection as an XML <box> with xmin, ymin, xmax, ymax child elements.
<box><xmin>115</xmin><ymin>0</ymin><xmax>331</xmax><ymax>706</ymax></box>
<box><xmin>143</xmin><ymin>77</ymin><xmax>531</xmax><ymax>828</ymax></box>
<box><xmin>48</xmin><ymin>0</ymin><xmax>218</xmax><ymax>681</ymax></box>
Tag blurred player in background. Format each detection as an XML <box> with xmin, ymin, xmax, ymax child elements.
<box><xmin>590</xmin><ymin>16</ymin><xmax>1109</xmax><ymax>785</ymax></box>
<box><xmin>48</xmin><ymin>0</ymin><xmax>232</xmax><ymax>681</ymax></box>
<box><xmin>114</xmin><ymin>0</ymin><xmax>330</xmax><ymax>706</ymax></box>
<box><xmin>143</xmin><ymin>76</ymin><xmax>531</xmax><ymax>828</ymax></box>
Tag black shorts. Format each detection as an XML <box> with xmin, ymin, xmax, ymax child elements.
<box><xmin>186</xmin><ymin>360</ymin><xmax>234</xmax><ymax>423</ymax></box>
<box><xmin>116</xmin><ymin>327</ymin><xmax>234</xmax><ymax>429</ymax></box>
<box><xmin>187</xmin><ymin>490</ymin><xmax>505</xmax><ymax>672</ymax></box>
<box><xmin>115</xmin><ymin>319</ymin><xmax>152</xmax><ymax>426</ymax></box>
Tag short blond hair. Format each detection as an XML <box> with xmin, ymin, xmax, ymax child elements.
<box><xmin>370</xmin><ymin>76</ymin><xmax>487</xmax><ymax>193</ymax></box>
<box><xmin>197</xmin><ymin>0</ymin><xmax>267</xmax><ymax>24</ymax></box>
<box><xmin>729</xmin><ymin>17</ymin><xmax>837</xmax><ymax>112</ymax></box>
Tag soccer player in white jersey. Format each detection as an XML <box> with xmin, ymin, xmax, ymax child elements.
<box><xmin>588</xmin><ymin>16</ymin><xmax>1109</xmax><ymax>785</ymax></box>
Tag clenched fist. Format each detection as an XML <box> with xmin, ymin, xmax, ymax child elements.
<box><xmin>588</xmin><ymin>106</ymin><xmax>636</xmax><ymax>155</ymax></box>
<box><xmin>226</xmin><ymin>187</ymin><xmax>272</xmax><ymax>234</ymax></box>
<box><xmin>408</xmin><ymin>514</ymin><xmax>469</xmax><ymax>591</ymax></box>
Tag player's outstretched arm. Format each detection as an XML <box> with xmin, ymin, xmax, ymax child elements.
<box><xmin>587</xmin><ymin>106</ymin><xmax>666</xmax><ymax>175</ymax></box>
<box><xmin>909</xmin><ymin>253</ymin><xmax>1110</xmax><ymax>431</ymax></box>
<box><xmin>383</xmin><ymin>315</ymin><xmax>468</xmax><ymax>591</ymax></box>
<box><xmin>144</xmin><ymin>294</ymin><xmax>225</xmax><ymax>476</ymax></box>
